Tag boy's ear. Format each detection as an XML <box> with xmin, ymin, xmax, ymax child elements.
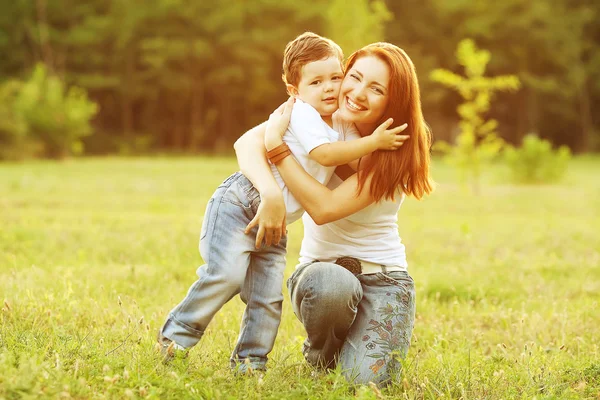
<box><xmin>286</xmin><ymin>84</ymin><xmax>299</xmax><ymax>97</ymax></box>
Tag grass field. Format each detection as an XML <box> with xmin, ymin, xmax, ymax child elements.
<box><xmin>1</xmin><ymin>156</ymin><xmax>599</xmax><ymax>399</ymax></box>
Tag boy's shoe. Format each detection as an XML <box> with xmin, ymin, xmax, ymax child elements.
<box><xmin>156</xmin><ymin>331</ymin><xmax>188</xmax><ymax>364</ymax></box>
<box><xmin>231</xmin><ymin>357</ymin><xmax>267</xmax><ymax>376</ymax></box>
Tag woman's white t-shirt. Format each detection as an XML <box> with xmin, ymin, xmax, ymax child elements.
<box><xmin>298</xmin><ymin>125</ymin><xmax>408</xmax><ymax>269</ymax></box>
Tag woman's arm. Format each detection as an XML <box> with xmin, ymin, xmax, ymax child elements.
<box><xmin>233</xmin><ymin>122</ymin><xmax>286</xmax><ymax>248</ymax></box>
<box><xmin>263</xmin><ymin>98</ymin><xmax>375</xmax><ymax>225</ymax></box>
<box><xmin>272</xmin><ymin>156</ymin><xmax>375</xmax><ymax>225</ymax></box>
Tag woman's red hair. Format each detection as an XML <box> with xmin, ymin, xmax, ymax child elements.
<box><xmin>348</xmin><ymin>43</ymin><xmax>434</xmax><ymax>201</ymax></box>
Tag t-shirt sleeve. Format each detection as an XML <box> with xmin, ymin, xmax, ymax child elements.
<box><xmin>288</xmin><ymin>101</ymin><xmax>334</xmax><ymax>153</ymax></box>
<box><xmin>342</xmin><ymin>121</ymin><xmax>361</xmax><ymax>141</ymax></box>
<box><xmin>333</xmin><ymin>112</ymin><xmax>361</xmax><ymax>141</ymax></box>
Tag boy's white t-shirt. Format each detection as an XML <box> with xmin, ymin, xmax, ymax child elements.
<box><xmin>270</xmin><ymin>99</ymin><xmax>360</xmax><ymax>224</ymax></box>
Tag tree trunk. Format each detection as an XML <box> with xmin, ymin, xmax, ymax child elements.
<box><xmin>35</xmin><ymin>0</ymin><xmax>53</xmax><ymax>71</ymax></box>
<box><xmin>515</xmin><ymin>87</ymin><xmax>528</xmax><ymax>144</ymax></box>
<box><xmin>189</xmin><ymin>76</ymin><xmax>204</xmax><ymax>152</ymax></box>
<box><xmin>171</xmin><ymin>94</ymin><xmax>184</xmax><ymax>150</ymax></box>
<box><xmin>578</xmin><ymin>77</ymin><xmax>592</xmax><ymax>152</ymax></box>
<box><xmin>216</xmin><ymin>93</ymin><xmax>231</xmax><ymax>152</ymax></box>
<box><xmin>122</xmin><ymin>42</ymin><xmax>135</xmax><ymax>139</ymax></box>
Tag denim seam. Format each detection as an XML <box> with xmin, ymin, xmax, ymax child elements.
<box><xmin>205</xmin><ymin>197</ymin><xmax>226</xmax><ymax>276</ymax></box>
<box><xmin>242</xmin><ymin>182</ymin><xmax>259</xmax><ymax>196</ymax></box>
<box><xmin>173</xmin><ymin>265</ymin><xmax>211</xmax><ymax>328</ymax></box>
<box><xmin>175</xmin><ymin>196</ymin><xmax>225</xmax><ymax>319</ymax></box>
<box><xmin>374</xmin><ymin>272</ymin><xmax>413</xmax><ymax>289</ymax></box>
<box><xmin>235</xmin><ymin>255</ymin><xmax>255</xmax><ymax>363</ymax></box>
<box><xmin>221</xmin><ymin>198</ymin><xmax>248</xmax><ymax>208</ymax></box>
<box><xmin>219</xmin><ymin>171</ymin><xmax>241</xmax><ymax>188</ymax></box>
<box><xmin>167</xmin><ymin>313</ymin><xmax>205</xmax><ymax>337</ymax></box>
<box><xmin>200</xmin><ymin>198</ymin><xmax>215</xmax><ymax>241</ymax></box>
<box><xmin>174</xmin><ymin>197</ymin><xmax>226</xmax><ymax>320</ymax></box>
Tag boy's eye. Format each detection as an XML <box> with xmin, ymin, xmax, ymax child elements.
<box><xmin>311</xmin><ymin>80</ymin><xmax>321</xmax><ymax>85</ymax></box>
<box><xmin>332</xmin><ymin>76</ymin><xmax>342</xmax><ymax>81</ymax></box>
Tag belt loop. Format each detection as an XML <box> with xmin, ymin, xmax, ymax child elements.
<box><xmin>381</xmin><ymin>265</ymin><xmax>387</xmax><ymax>273</ymax></box>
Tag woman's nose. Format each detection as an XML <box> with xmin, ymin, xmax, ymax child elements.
<box><xmin>353</xmin><ymin>85</ymin><xmax>367</xmax><ymax>100</ymax></box>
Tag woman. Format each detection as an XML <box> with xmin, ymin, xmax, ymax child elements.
<box><xmin>234</xmin><ymin>42</ymin><xmax>433</xmax><ymax>385</ymax></box>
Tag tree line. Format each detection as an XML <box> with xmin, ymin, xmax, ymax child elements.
<box><xmin>1</xmin><ymin>0</ymin><xmax>598</xmax><ymax>155</ymax></box>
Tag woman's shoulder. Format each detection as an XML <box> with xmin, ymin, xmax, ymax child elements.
<box><xmin>331</xmin><ymin>110</ymin><xmax>346</xmax><ymax>126</ymax></box>
<box><xmin>332</xmin><ymin>111</ymin><xmax>360</xmax><ymax>140</ymax></box>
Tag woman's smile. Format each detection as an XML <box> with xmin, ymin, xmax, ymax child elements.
<box><xmin>345</xmin><ymin>97</ymin><xmax>367</xmax><ymax>111</ymax></box>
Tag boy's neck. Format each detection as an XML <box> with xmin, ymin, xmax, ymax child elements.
<box><xmin>322</xmin><ymin>115</ymin><xmax>333</xmax><ymax>128</ymax></box>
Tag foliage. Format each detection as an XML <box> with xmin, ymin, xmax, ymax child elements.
<box><xmin>0</xmin><ymin>79</ymin><xmax>35</xmax><ymax>160</ymax></box>
<box><xmin>12</xmin><ymin>64</ymin><xmax>98</xmax><ymax>158</ymax></box>
<box><xmin>431</xmin><ymin>39</ymin><xmax>520</xmax><ymax>192</ymax></box>
<box><xmin>385</xmin><ymin>0</ymin><xmax>600</xmax><ymax>151</ymax></box>
<box><xmin>325</xmin><ymin>0</ymin><xmax>392</xmax><ymax>55</ymax></box>
<box><xmin>504</xmin><ymin>134</ymin><xmax>571</xmax><ymax>183</ymax></box>
<box><xmin>1</xmin><ymin>156</ymin><xmax>599</xmax><ymax>398</ymax></box>
<box><xmin>0</xmin><ymin>0</ymin><xmax>599</xmax><ymax>155</ymax></box>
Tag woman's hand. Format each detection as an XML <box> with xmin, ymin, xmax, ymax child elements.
<box><xmin>244</xmin><ymin>189</ymin><xmax>287</xmax><ymax>249</ymax></box>
<box><xmin>372</xmin><ymin>118</ymin><xmax>409</xmax><ymax>151</ymax></box>
<box><xmin>265</xmin><ymin>96</ymin><xmax>295</xmax><ymax>151</ymax></box>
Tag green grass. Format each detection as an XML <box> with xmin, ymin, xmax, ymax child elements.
<box><xmin>1</xmin><ymin>156</ymin><xmax>599</xmax><ymax>399</ymax></box>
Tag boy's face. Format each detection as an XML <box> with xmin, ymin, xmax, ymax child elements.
<box><xmin>289</xmin><ymin>56</ymin><xmax>343</xmax><ymax>117</ymax></box>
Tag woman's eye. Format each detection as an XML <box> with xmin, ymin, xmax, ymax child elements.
<box><xmin>373</xmin><ymin>87</ymin><xmax>383</xmax><ymax>94</ymax></box>
<box><xmin>350</xmin><ymin>74</ymin><xmax>360</xmax><ymax>81</ymax></box>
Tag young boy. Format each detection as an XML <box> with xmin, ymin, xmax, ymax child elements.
<box><xmin>156</xmin><ymin>32</ymin><xmax>404</xmax><ymax>372</ymax></box>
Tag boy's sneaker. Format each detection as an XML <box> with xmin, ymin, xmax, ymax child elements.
<box><xmin>231</xmin><ymin>356</ymin><xmax>267</xmax><ymax>376</ymax></box>
<box><xmin>156</xmin><ymin>331</ymin><xmax>188</xmax><ymax>364</ymax></box>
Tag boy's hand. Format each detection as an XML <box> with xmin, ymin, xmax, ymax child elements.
<box><xmin>244</xmin><ymin>190</ymin><xmax>287</xmax><ymax>249</ymax></box>
<box><xmin>372</xmin><ymin>118</ymin><xmax>409</xmax><ymax>151</ymax></box>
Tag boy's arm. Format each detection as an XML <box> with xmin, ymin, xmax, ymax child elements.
<box><xmin>234</xmin><ymin>121</ymin><xmax>280</xmax><ymax>197</ymax></box>
<box><xmin>234</xmin><ymin>122</ymin><xmax>287</xmax><ymax>248</ymax></box>
<box><xmin>309</xmin><ymin>119</ymin><xmax>409</xmax><ymax>167</ymax></box>
<box><xmin>309</xmin><ymin>136</ymin><xmax>377</xmax><ymax>167</ymax></box>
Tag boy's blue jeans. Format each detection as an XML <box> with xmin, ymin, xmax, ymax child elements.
<box><xmin>287</xmin><ymin>261</ymin><xmax>416</xmax><ymax>386</ymax></box>
<box><xmin>160</xmin><ymin>172</ymin><xmax>287</xmax><ymax>371</ymax></box>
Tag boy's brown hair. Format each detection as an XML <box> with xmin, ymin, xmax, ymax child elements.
<box><xmin>282</xmin><ymin>32</ymin><xmax>343</xmax><ymax>88</ymax></box>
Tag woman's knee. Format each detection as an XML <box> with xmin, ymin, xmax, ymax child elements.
<box><xmin>297</xmin><ymin>262</ymin><xmax>363</xmax><ymax>309</ymax></box>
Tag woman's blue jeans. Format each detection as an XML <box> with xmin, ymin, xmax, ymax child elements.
<box><xmin>287</xmin><ymin>261</ymin><xmax>416</xmax><ymax>385</ymax></box>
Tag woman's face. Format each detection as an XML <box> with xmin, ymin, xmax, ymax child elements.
<box><xmin>337</xmin><ymin>55</ymin><xmax>391</xmax><ymax>132</ymax></box>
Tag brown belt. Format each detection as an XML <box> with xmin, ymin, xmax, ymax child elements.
<box><xmin>335</xmin><ymin>256</ymin><xmax>406</xmax><ymax>275</ymax></box>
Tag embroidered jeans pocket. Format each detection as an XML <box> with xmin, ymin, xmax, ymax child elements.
<box><xmin>375</xmin><ymin>271</ymin><xmax>414</xmax><ymax>289</ymax></box>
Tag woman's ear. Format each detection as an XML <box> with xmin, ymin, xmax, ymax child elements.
<box><xmin>286</xmin><ymin>84</ymin><xmax>299</xmax><ymax>97</ymax></box>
